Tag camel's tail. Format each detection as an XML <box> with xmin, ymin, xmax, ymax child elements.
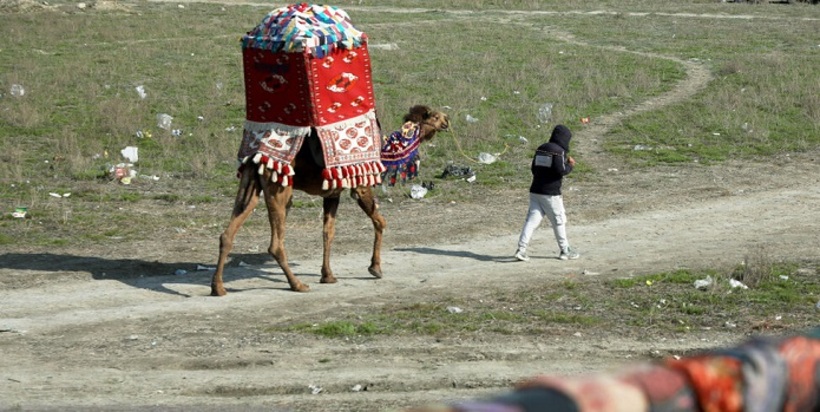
<box><xmin>232</xmin><ymin>163</ymin><xmax>264</xmax><ymax>216</ymax></box>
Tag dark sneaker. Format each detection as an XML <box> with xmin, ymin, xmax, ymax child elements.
<box><xmin>559</xmin><ymin>248</ymin><xmax>580</xmax><ymax>260</ymax></box>
<box><xmin>514</xmin><ymin>249</ymin><xmax>530</xmax><ymax>262</ymax></box>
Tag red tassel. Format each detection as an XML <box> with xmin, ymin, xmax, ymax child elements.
<box><xmin>322</xmin><ymin>168</ymin><xmax>332</xmax><ymax>180</ymax></box>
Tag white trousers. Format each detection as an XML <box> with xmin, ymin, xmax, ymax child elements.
<box><xmin>517</xmin><ymin>193</ymin><xmax>569</xmax><ymax>253</ymax></box>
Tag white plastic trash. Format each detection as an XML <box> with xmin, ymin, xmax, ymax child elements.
<box><xmin>10</xmin><ymin>84</ymin><xmax>25</xmax><ymax>97</ymax></box>
<box><xmin>410</xmin><ymin>184</ymin><xmax>427</xmax><ymax>199</ymax></box>
<box><xmin>477</xmin><ymin>152</ymin><xmax>496</xmax><ymax>164</ymax></box>
<box><xmin>694</xmin><ymin>276</ymin><xmax>713</xmax><ymax>290</ymax></box>
<box><xmin>537</xmin><ymin>103</ymin><xmax>553</xmax><ymax>123</ymax></box>
<box><xmin>157</xmin><ymin>113</ymin><xmax>173</xmax><ymax>130</ymax></box>
<box><xmin>121</xmin><ymin>146</ymin><xmax>139</xmax><ymax>163</ymax></box>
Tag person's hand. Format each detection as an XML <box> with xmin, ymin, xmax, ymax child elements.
<box><xmin>567</xmin><ymin>156</ymin><xmax>576</xmax><ymax>166</ymax></box>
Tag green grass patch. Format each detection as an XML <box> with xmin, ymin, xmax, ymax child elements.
<box><xmin>269</xmin><ymin>262</ymin><xmax>818</xmax><ymax>341</ymax></box>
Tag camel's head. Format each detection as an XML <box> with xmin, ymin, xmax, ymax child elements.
<box><xmin>404</xmin><ymin>105</ymin><xmax>450</xmax><ymax>140</ymax></box>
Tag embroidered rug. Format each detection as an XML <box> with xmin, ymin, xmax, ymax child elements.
<box><xmin>380</xmin><ymin>121</ymin><xmax>421</xmax><ymax>186</ymax></box>
<box><xmin>238</xmin><ymin>3</ymin><xmax>385</xmax><ymax>189</ymax></box>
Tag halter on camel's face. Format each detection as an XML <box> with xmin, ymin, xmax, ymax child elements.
<box><xmin>421</xmin><ymin>111</ymin><xmax>450</xmax><ymax>134</ymax></box>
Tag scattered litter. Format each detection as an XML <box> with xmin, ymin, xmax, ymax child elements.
<box><xmin>633</xmin><ymin>144</ymin><xmax>652</xmax><ymax>151</ymax></box>
<box><xmin>729</xmin><ymin>279</ymin><xmax>749</xmax><ymax>289</ymax></box>
<box><xmin>49</xmin><ymin>192</ymin><xmax>71</xmax><ymax>198</ymax></box>
<box><xmin>351</xmin><ymin>384</ymin><xmax>363</xmax><ymax>392</ymax></box>
<box><xmin>513</xmin><ymin>90</ymin><xmax>520</xmax><ymax>95</ymax></box>
<box><xmin>197</xmin><ymin>115</ymin><xmax>205</xmax><ymax>121</ymax></box>
<box><xmin>10</xmin><ymin>84</ymin><xmax>25</xmax><ymax>97</ymax></box>
<box><xmin>141</xmin><ymin>174</ymin><xmax>160</xmax><ymax>181</ymax></box>
<box><xmin>174</xmin><ymin>269</ymin><xmax>187</xmax><ymax>276</ymax></box>
<box><xmin>480</xmin><ymin>96</ymin><xmax>487</xmax><ymax>101</ymax></box>
<box><xmin>157</xmin><ymin>113</ymin><xmax>173</xmax><ymax>130</ymax></box>
<box><xmin>779</xmin><ymin>275</ymin><xmax>789</xmax><ymax>281</ymax></box>
<box><xmin>309</xmin><ymin>384</ymin><xmax>323</xmax><ymax>395</ymax></box>
<box><xmin>110</xmin><ymin>163</ymin><xmax>137</xmax><ymax>184</ymax></box>
<box><xmin>607</xmin><ymin>168</ymin><xmax>619</xmax><ymax>172</ymax></box>
<box><xmin>446</xmin><ymin>306</ymin><xmax>463</xmax><ymax>314</ymax></box>
<box><xmin>518</xmin><ymin>136</ymin><xmax>528</xmax><ymax>144</ymax></box>
<box><xmin>196</xmin><ymin>265</ymin><xmax>215</xmax><ymax>271</ymax></box>
<box><xmin>582</xmin><ymin>269</ymin><xmax>599</xmax><ymax>276</ymax></box>
<box><xmin>694</xmin><ymin>275</ymin><xmax>713</xmax><ymax>290</ymax></box>
<box><xmin>171</xmin><ymin>129</ymin><xmax>183</xmax><ymax>137</ymax></box>
<box><xmin>725</xmin><ymin>321</ymin><xmax>737</xmax><ymax>328</ymax></box>
<box><xmin>537</xmin><ymin>103</ymin><xmax>553</xmax><ymax>124</ymax></box>
<box><xmin>420</xmin><ymin>181</ymin><xmax>435</xmax><ymax>191</ymax></box>
<box><xmin>135</xmin><ymin>130</ymin><xmax>152</xmax><ymax>139</ymax></box>
<box><xmin>11</xmin><ymin>207</ymin><xmax>27</xmax><ymax>219</ymax></box>
<box><xmin>225</xmin><ymin>126</ymin><xmax>237</xmax><ymax>132</ymax></box>
<box><xmin>465</xmin><ymin>114</ymin><xmax>479</xmax><ymax>123</ymax></box>
<box><xmin>440</xmin><ymin>164</ymin><xmax>475</xmax><ymax>179</ymax></box>
<box><xmin>410</xmin><ymin>184</ymin><xmax>427</xmax><ymax>199</ymax></box>
<box><xmin>466</xmin><ymin>175</ymin><xmax>476</xmax><ymax>183</ymax></box>
<box><xmin>573</xmin><ymin>332</ymin><xmax>582</xmax><ymax>337</ymax></box>
<box><xmin>477</xmin><ymin>152</ymin><xmax>497</xmax><ymax>164</ymax></box>
<box><xmin>580</xmin><ymin>117</ymin><xmax>590</xmax><ymax>124</ymax></box>
<box><xmin>121</xmin><ymin>146</ymin><xmax>139</xmax><ymax>163</ymax></box>
<box><xmin>135</xmin><ymin>85</ymin><xmax>146</xmax><ymax>99</ymax></box>
<box><xmin>712</xmin><ymin>132</ymin><xmax>721</xmax><ymax>136</ymax></box>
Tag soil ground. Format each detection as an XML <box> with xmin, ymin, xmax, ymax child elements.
<box><xmin>2</xmin><ymin>3</ymin><xmax>820</xmax><ymax>412</ymax></box>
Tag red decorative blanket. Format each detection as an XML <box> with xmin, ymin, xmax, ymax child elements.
<box><xmin>237</xmin><ymin>4</ymin><xmax>385</xmax><ymax>189</ymax></box>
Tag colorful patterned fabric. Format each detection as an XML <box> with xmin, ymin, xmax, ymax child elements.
<box><xmin>241</xmin><ymin>3</ymin><xmax>366</xmax><ymax>57</ymax></box>
<box><xmin>405</xmin><ymin>328</ymin><xmax>820</xmax><ymax>412</ymax></box>
<box><xmin>380</xmin><ymin>121</ymin><xmax>421</xmax><ymax>186</ymax></box>
<box><xmin>238</xmin><ymin>4</ymin><xmax>383</xmax><ymax>189</ymax></box>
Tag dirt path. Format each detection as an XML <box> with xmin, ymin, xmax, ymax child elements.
<box><xmin>2</xmin><ymin>5</ymin><xmax>820</xmax><ymax>412</ymax></box>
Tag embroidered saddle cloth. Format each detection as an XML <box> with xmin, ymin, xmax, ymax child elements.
<box><xmin>380</xmin><ymin>121</ymin><xmax>421</xmax><ymax>186</ymax></box>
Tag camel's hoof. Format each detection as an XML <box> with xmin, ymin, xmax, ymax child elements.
<box><xmin>211</xmin><ymin>286</ymin><xmax>227</xmax><ymax>297</ymax></box>
<box><xmin>292</xmin><ymin>283</ymin><xmax>310</xmax><ymax>292</ymax></box>
<box><xmin>320</xmin><ymin>276</ymin><xmax>338</xmax><ymax>284</ymax></box>
<box><xmin>368</xmin><ymin>266</ymin><xmax>383</xmax><ymax>279</ymax></box>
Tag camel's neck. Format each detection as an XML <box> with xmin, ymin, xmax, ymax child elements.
<box><xmin>417</xmin><ymin>124</ymin><xmax>438</xmax><ymax>142</ymax></box>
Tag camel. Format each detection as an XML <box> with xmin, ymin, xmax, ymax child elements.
<box><xmin>211</xmin><ymin>105</ymin><xmax>450</xmax><ymax>295</ymax></box>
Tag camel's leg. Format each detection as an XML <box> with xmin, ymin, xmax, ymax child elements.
<box><xmin>353</xmin><ymin>187</ymin><xmax>386</xmax><ymax>278</ymax></box>
<box><xmin>262</xmin><ymin>182</ymin><xmax>309</xmax><ymax>292</ymax></box>
<box><xmin>212</xmin><ymin>168</ymin><xmax>261</xmax><ymax>296</ymax></box>
<box><xmin>320</xmin><ymin>196</ymin><xmax>340</xmax><ymax>284</ymax></box>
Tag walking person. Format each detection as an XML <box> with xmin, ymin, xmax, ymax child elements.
<box><xmin>514</xmin><ymin>124</ymin><xmax>579</xmax><ymax>261</ymax></box>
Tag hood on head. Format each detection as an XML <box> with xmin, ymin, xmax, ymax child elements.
<box><xmin>549</xmin><ymin>124</ymin><xmax>572</xmax><ymax>152</ymax></box>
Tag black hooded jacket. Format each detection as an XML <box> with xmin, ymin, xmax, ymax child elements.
<box><xmin>528</xmin><ymin>125</ymin><xmax>573</xmax><ymax>196</ymax></box>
